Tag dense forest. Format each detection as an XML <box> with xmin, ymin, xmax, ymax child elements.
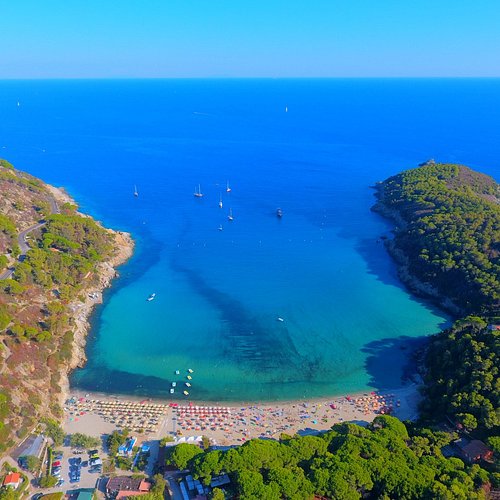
<box><xmin>167</xmin><ymin>416</ymin><xmax>491</xmax><ymax>499</ymax></box>
<box><xmin>420</xmin><ymin>316</ymin><xmax>499</xmax><ymax>437</ymax></box>
<box><xmin>374</xmin><ymin>163</ymin><xmax>500</xmax><ymax>315</ymax></box>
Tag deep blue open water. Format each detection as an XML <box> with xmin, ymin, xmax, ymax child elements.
<box><xmin>1</xmin><ymin>79</ymin><xmax>499</xmax><ymax>401</ymax></box>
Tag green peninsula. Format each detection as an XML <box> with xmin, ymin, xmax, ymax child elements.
<box><xmin>0</xmin><ymin>160</ymin><xmax>133</xmax><ymax>452</ymax></box>
<box><xmin>373</xmin><ymin>163</ymin><xmax>500</xmax><ymax>316</ymax></box>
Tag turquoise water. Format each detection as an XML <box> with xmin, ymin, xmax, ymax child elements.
<box><xmin>1</xmin><ymin>79</ymin><xmax>499</xmax><ymax>401</ymax></box>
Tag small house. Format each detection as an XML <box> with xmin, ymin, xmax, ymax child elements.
<box><xmin>455</xmin><ymin>438</ymin><xmax>493</xmax><ymax>463</ymax></box>
<box><xmin>3</xmin><ymin>472</ymin><xmax>21</xmax><ymax>489</ymax></box>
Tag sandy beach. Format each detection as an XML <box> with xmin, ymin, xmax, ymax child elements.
<box><xmin>63</xmin><ymin>383</ymin><xmax>421</xmax><ymax>447</ymax></box>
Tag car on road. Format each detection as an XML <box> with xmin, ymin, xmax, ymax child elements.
<box><xmin>56</xmin><ymin>480</ymin><xmax>65</xmax><ymax>487</ymax></box>
<box><xmin>81</xmin><ymin>461</ymin><xmax>88</xmax><ymax>467</ymax></box>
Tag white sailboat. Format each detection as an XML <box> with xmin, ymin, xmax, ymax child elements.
<box><xmin>219</xmin><ymin>194</ymin><xmax>223</xmax><ymax>208</ymax></box>
<box><xmin>228</xmin><ymin>208</ymin><xmax>234</xmax><ymax>221</ymax></box>
<box><xmin>226</xmin><ymin>181</ymin><xmax>231</xmax><ymax>193</ymax></box>
<box><xmin>194</xmin><ymin>184</ymin><xmax>203</xmax><ymax>197</ymax></box>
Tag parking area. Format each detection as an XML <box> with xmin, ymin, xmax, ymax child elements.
<box><xmin>54</xmin><ymin>448</ymin><xmax>102</xmax><ymax>491</ymax></box>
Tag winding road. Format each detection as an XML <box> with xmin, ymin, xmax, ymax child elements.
<box><xmin>0</xmin><ymin>196</ymin><xmax>59</xmax><ymax>280</ymax></box>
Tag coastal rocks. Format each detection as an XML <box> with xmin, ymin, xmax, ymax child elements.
<box><xmin>60</xmin><ymin>226</ymin><xmax>134</xmax><ymax>408</ymax></box>
<box><xmin>372</xmin><ymin>182</ymin><xmax>461</xmax><ymax>316</ymax></box>
<box><xmin>384</xmin><ymin>239</ymin><xmax>460</xmax><ymax>315</ymax></box>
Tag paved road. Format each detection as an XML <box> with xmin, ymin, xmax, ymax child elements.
<box><xmin>0</xmin><ymin>196</ymin><xmax>59</xmax><ymax>280</ymax></box>
<box><xmin>165</xmin><ymin>472</ymin><xmax>184</xmax><ymax>500</ymax></box>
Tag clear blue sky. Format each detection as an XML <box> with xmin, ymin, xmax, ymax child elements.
<box><xmin>1</xmin><ymin>0</ymin><xmax>500</xmax><ymax>78</ymax></box>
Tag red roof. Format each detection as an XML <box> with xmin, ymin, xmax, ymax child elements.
<box><xmin>3</xmin><ymin>472</ymin><xmax>21</xmax><ymax>486</ymax></box>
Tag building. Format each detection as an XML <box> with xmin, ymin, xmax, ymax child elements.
<box><xmin>455</xmin><ymin>438</ymin><xmax>493</xmax><ymax>463</ymax></box>
<box><xmin>117</xmin><ymin>436</ymin><xmax>137</xmax><ymax>457</ymax></box>
<box><xmin>12</xmin><ymin>434</ymin><xmax>46</xmax><ymax>462</ymax></box>
<box><xmin>105</xmin><ymin>477</ymin><xmax>151</xmax><ymax>499</ymax></box>
<box><xmin>3</xmin><ymin>472</ymin><xmax>21</xmax><ymax>489</ymax></box>
<box><xmin>76</xmin><ymin>489</ymin><xmax>95</xmax><ymax>500</ymax></box>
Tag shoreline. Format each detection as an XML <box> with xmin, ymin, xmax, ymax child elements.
<box><xmin>371</xmin><ymin>183</ymin><xmax>461</xmax><ymax>317</ymax></box>
<box><xmin>46</xmin><ymin>184</ymin><xmax>135</xmax><ymax>413</ymax></box>
<box><xmin>64</xmin><ymin>382</ymin><xmax>421</xmax><ymax>446</ymax></box>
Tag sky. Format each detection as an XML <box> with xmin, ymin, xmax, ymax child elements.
<box><xmin>1</xmin><ymin>0</ymin><xmax>500</xmax><ymax>78</ymax></box>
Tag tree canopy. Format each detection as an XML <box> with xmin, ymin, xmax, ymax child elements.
<box><xmin>375</xmin><ymin>163</ymin><xmax>500</xmax><ymax>315</ymax></box>
<box><xmin>168</xmin><ymin>416</ymin><xmax>490</xmax><ymax>499</ymax></box>
<box><xmin>421</xmin><ymin>316</ymin><xmax>499</xmax><ymax>435</ymax></box>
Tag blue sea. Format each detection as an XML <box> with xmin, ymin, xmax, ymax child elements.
<box><xmin>1</xmin><ymin>79</ymin><xmax>499</xmax><ymax>402</ymax></box>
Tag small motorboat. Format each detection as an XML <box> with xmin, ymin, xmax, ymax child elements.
<box><xmin>276</xmin><ymin>208</ymin><xmax>283</xmax><ymax>218</ymax></box>
<box><xmin>218</xmin><ymin>224</ymin><xmax>223</xmax><ymax>231</ymax></box>
<box><xmin>188</xmin><ymin>368</ymin><xmax>194</xmax><ymax>373</ymax></box>
<box><xmin>185</xmin><ymin>382</ymin><xmax>191</xmax><ymax>387</ymax></box>
<box><xmin>183</xmin><ymin>390</ymin><xmax>189</xmax><ymax>396</ymax></box>
<box><xmin>147</xmin><ymin>293</ymin><xmax>156</xmax><ymax>302</ymax></box>
<box><xmin>187</xmin><ymin>375</ymin><xmax>192</xmax><ymax>380</ymax></box>
<box><xmin>175</xmin><ymin>370</ymin><xmax>180</xmax><ymax>375</ymax></box>
<box><xmin>228</xmin><ymin>208</ymin><xmax>234</xmax><ymax>221</ymax></box>
<box><xmin>277</xmin><ymin>317</ymin><xmax>284</xmax><ymax>322</ymax></box>
<box><xmin>170</xmin><ymin>388</ymin><xmax>175</xmax><ymax>394</ymax></box>
<box><xmin>171</xmin><ymin>382</ymin><xmax>177</xmax><ymax>387</ymax></box>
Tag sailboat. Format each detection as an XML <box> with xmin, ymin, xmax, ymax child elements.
<box><xmin>226</xmin><ymin>181</ymin><xmax>231</xmax><ymax>193</ymax></box>
<box><xmin>194</xmin><ymin>184</ymin><xmax>203</xmax><ymax>198</ymax></box>
<box><xmin>219</xmin><ymin>194</ymin><xmax>223</xmax><ymax>208</ymax></box>
<box><xmin>228</xmin><ymin>208</ymin><xmax>234</xmax><ymax>221</ymax></box>
<box><xmin>134</xmin><ymin>185</ymin><xmax>139</xmax><ymax>197</ymax></box>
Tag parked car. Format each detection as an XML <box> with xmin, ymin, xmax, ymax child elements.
<box><xmin>81</xmin><ymin>461</ymin><xmax>89</xmax><ymax>467</ymax></box>
<box><xmin>52</xmin><ymin>461</ymin><xmax>61</xmax><ymax>467</ymax></box>
<box><xmin>56</xmin><ymin>480</ymin><xmax>65</xmax><ymax>487</ymax></box>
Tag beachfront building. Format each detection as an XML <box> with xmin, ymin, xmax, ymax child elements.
<box><xmin>105</xmin><ymin>476</ymin><xmax>151</xmax><ymax>499</ymax></box>
<box><xmin>2</xmin><ymin>472</ymin><xmax>21</xmax><ymax>489</ymax></box>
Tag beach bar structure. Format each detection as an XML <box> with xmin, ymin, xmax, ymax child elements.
<box><xmin>118</xmin><ymin>436</ymin><xmax>137</xmax><ymax>457</ymax></box>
